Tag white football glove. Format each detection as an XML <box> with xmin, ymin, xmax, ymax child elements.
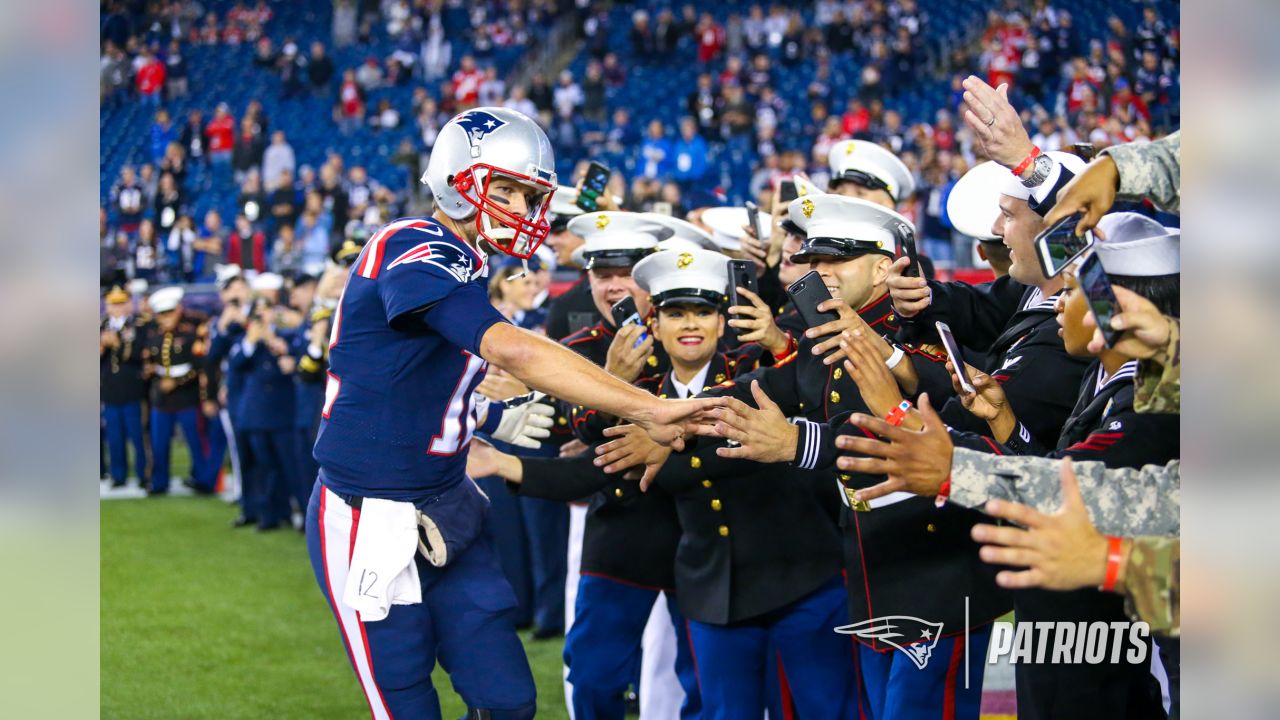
<box><xmin>491</xmin><ymin>391</ymin><xmax>556</xmax><ymax>449</ymax></box>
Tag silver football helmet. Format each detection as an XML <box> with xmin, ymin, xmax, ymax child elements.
<box><xmin>421</xmin><ymin>107</ymin><xmax>558</xmax><ymax>259</ymax></box>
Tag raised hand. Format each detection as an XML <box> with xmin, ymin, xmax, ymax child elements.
<box><xmin>707</xmin><ymin>380</ymin><xmax>798</xmax><ymax>463</ymax></box>
<box><xmin>841</xmin><ymin>330</ymin><xmax>905</xmax><ymax>419</ymax></box>
<box><xmin>959</xmin><ymin>75</ymin><xmax>1035</xmax><ymax>171</ymax></box>
<box><xmin>604</xmin><ymin>322</ymin><xmax>654</xmax><ymax>383</ymax></box>
<box><xmin>727</xmin><ymin>286</ymin><xmax>790</xmax><ymax>354</ymax></box>
<box><xmin>886</xmin><ymin>256</ymin><xmax>931</xmax><ymax>318</ymax></box>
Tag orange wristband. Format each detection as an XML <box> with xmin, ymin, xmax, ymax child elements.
<box><xmin>1012</xmin><ymin>146</ymin><xmax>1042</xmax><ymax>176</ymax></box>
<box><xmin>1100</xmin><ymin>535</ymin><xmax>1124</xmax><ymax>592</ymax></box>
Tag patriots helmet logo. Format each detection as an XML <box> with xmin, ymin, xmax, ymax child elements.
<box><xmin>836</xmin><ymin>616</ymin><xmax>944</xmax><ymax>670</ymax></box>
<box><xmin>455</xmin><ymin>110</ymin><xmax>508</xmax><ymax>158</ymax></box>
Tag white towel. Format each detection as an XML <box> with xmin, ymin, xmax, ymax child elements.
<box><xmin>342</xmin><ymin>498</ymin><xmax>422</xmax><ymax>622</ymax></box>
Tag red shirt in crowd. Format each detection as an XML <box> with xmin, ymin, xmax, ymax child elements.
<box><xmin>698</xmin><ymin>23</ymin><xmax>725</xmax><ymax>63</ymax></box>
<box><xmin>842</xmin><ymin>106</ymin><xmax>870</xmax><ymax>136</ymax></box>
<box><xmin>226</xmin><ymin>229</ymin><xmax>267</xmax><ymax>272</ymax></box>
<box><xmin>986</xmin><ymin>47</ymin><xmax>1019</xmax><ymax>90</ymax></box>
<box><xmin>340</xmin><ymin>79</ymin><xmax>363</xmax><ymax>117</ymax></box>
<box><xmin>136</xmin><ymin>58</ymin><xmax>166</xmax><ymax>97</ymax></box>
<box><xmin>451</xmin><ymin>68</ymin><xmax>484</xmax><ymax>105</ymax></box>
<box><xmin>1066</xmin><ymin>77</ymin><xmax>1100</xmax><ymax>114</ymax></box>
<box><xmin>205</xmin><ymin>114</ymin><xmax>235</xmax><ymax>153</ymax></box>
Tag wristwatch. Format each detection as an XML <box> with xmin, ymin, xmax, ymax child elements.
<box><xmin>1020</xmin><ymin>153</ymin><xmax>1054</xmax><ymax>188</ymax></box>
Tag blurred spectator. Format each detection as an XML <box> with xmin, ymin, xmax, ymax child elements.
<box><xmin>133</xmin><ymin>221</ymin><xmax>161</xmax><ymax>282</ymax></box>
<box><xmin>227</xmin><ymin>214</ymin><xmax>268</xmax><ymax>273</ymax></box>
<box><xmin>137</xmin><ymin>164</ymin><xmax>159</xmax><ymax>209</ymax></box>
<box><xmin>553</xmin><ymin>70</ymin><xmax>583</xmax><ymax>120</ymax></box>
<box><xmin>100</xmin><ymin>42</ymin><xmax>130</xmax><ymax>107</ymax></box>
<box><xmin>356</xmin><ymin>56</ymin><xmax>383</xmax><ymax>91</ymax></box>
<box><xmin>101</xmin><ymin>231</ymin><xmax>130</xmax><ymax>288</ymax></box>
<box><xmin>528</xmin><ymin>72</ymin><xmax>553</xmax><ymax>114</ymax></box>
<box><xmin>237</xmin><ymin>171</ymin><xmax>266</xmax><ymax>226</ymax></box>
<box><xmin>253</xmin><ymin>36</ymin><xmax>277</xmax><ymax>69</ymax></box>
<box><xmin>417</xmin><ymin>97</ymin><xmax>446</xmax><ymax>149</ymax></box>
<box><xmin>333</xmin><ymin>0</ymin><xmax>358</xmax><ymax>47</ymax></box>
<box><xmin>696</xmin><ymin>13</ymin><xmax>725</xmax><ymax>63</ymax></box>
<box><xmin>179</xmin><ymin>109</ymin><xmax>206</xmax><ymax>166</ymax></box>
<box><xmin>370</xmin><ymin>99</ymin><xmax>401</xmax><ymax>131</ymax></box>
<box><xmin>687</xmin><ymin>72</ymin><xmax>719</xmax><ymax>140</ymax></box>
<box><xmin>452</xmin><ymin>55</ymin><xmax>484</xmax><ymax>107</ymax></box>
<box><xmin>148</xmin><ymin>110</ymin><xmax>176</xmax><ymax>166</ymax></box>
<box><xmin>503</xmin><ymin>86</ymin><xmax>537</xmax><ymax>119</ymax></box>
<box><xmin>582</xmin><ymin>62</ymin><xmax>606</xmax><ymax>122</ymax></box>
<box><xmin>345</xmin><ymin>166</ymin><xmax>377</xmax><ymax>222</ymax></box>
<box><xmin>640</xmin><ymin>119</ymin><xmax>672</xmax><ymax>179</ymax></box>
<box><xmin>205</xmin><ymin>103</ymin><xmax>235</xmax><ymax>169</ymax></box>
<box><xmin>630</xmin><ymin>10</ymin><xmax>655</xmax><ymax>58</ymax></box>
<box><xmin>232</xmin><ymin>116</ymin><xmax>266</xmax><ymax>186</ymax></box>
<box><xmin>165</xmin><ymin>215</ymin><xmax>195</xmax><ymax>280</ymax></box>
<box><xmin>110</xmin><ymin>165</ymin><xmax>144</xmax><ymax>234</ymax></box>
<box><xmin>271</xmin><ymin>224</ymin><xmax>302</xmax><ymax>277</ymax></box>
<box><xmin>336</xmin><ymin>69</ymin><xmax>365</xmax><ymax>135</ymax></box>
<box><xmin>164</xmin><ymin>40</ymin><xmax>188</xmax><ymax>98</ymax></box>
<box><xmin>154</xmin><ymin>172</ymin><xmax>184</xmax><ymax>237</ymax></box>
<box><xmin>135</xmin><ymin>47</ymin><xmax>166</xmax><ymax>106</ymax></box>
<box><xmin>605</xmin><ymin>108</ymin><xmax>640</xmax><ymax>154</ymax></box>
<box><xmin>307</xmin><ymin>41</ymin><xmax>334</xmax><ymax>95</ymax></box>
<box><xmin>672</xmin><ymin>117</ymin><xmax>710</xmax><ymax>189</ymax></box>
<box><xmin>479</xmin><ymin>67</ymin><xmax>506</xmax><ymax>107</ymax></box>
<box><xmin>602</xmin><ymin>53</ymin><xmax>625</xmax><ymax>89</ymax></box>
<box><xmin>421</xmin><ymin>14</ymin><xmax>452</xmax><ymax>81</ymax></box>
<box><xmin>192</xmin><ymin>210</ymin><xmax>226</xmax><ymax>280</ymax></box>
<box><xmin>262</xmin><ymin>131</ymin><xmax>296</xmax><ymax>192</ymax></box>
<box><xmin>654</xmin><ymin>8</ymin><xmax>678</xmax><ymax>54</ymax></box>
<box><xmin>296</xmin><ymin>210</ymin><xmax>331</xmax><ymax>269</ymax></box>
<box><xmin>269</xmin><ymin>169</ymin><xmax>300</xmax><ymax>230</ymax></box>
<box><xmin>278</xmin><ymin>40</ymin><xmax>307</xmax><ymax>98</ymax></box>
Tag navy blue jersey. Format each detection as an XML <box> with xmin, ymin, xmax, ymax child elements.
<box><xmin>313</xmin><ymin>217</ymin><xmax>509</xmax><ymax>500</ymax></box>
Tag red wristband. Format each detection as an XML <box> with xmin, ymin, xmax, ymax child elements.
<box><xmin>885</xmin><ymin>400</ymin><xmax>912</xmax><ymax>427</ymax></box>
<box><xmin>772</xmin><ymin>332</ymin><xmax>797</xmax><ymax>361</ymax></box>
<box><xmin>1100</xmin><ymin>535</ymin><xmax>1124</xmax><ymax>592</ymax></box>
<box><xmin>934</xmin><ymin>474</ymin><xmax>951</xmax><ymax>508</ymax></box>
<box><xmin>1011</xmin><ymin>146</ymin><xmax>1042</xmax><ymax>176</ymax></box>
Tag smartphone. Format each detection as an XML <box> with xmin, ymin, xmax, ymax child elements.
<box><xmin>935</xmin><ymin>321</ymin><xmax>976</xmax><ymax>394</ymax></box>
<box><xmin>778</xmin><ymin>179</ymin><xmax>798</xmax><ymax>203</ymax></box>
<box><xmin>744</xmin><ymin>200</ymin><xmax>766</xmax><ymax>241</ymax></box>
<box><xmin>611</xmin><ymin>295</ymin><xmax>642</xmax><ymax>327</ymax></box>
<box><xmin>786</xmin><ymin>271</ymin><xmax>840</xmax><ymax>334</ymax></box>
<box><xmin>1073</xmin><ymin>142</ymin><xmax>1097</xmax><ymax>162</ymax></box>
<box><xmin>1076</xmin><ymin>252</ymin><xmax>1122</xmax><ymax>347</ymax></box>
<box><xmin>728</xmin><ymin>259</ymin><xmax>758</xmax><ymax>307</ymax></box>
<box><xmin>576</xmin><ymin>161</ymin><xmax>612</xmax><ymax>213</ymax></box>
<box><xmin>1034</xmin><ymin>212</ymin><xmax>1095</xmax><ymax>279</ymax></box>
<box><xmin>896</xmin><ymin>222</ymin><xmax>921</xmax><ymax>278</ymax></box>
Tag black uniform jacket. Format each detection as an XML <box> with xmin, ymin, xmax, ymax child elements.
<box><xmin>956</xmin><ymin>361</ymin><xmax>1176</xmax><ymax>720</ymax></box>
<box><xmin>101</xmin><ymin>315</ymin><xmax>149</xmax><ymax>405</ymax></box>
<box><xmin>546</xmin><ymin>273</ymin><xmax>602</xmax><ymax>344</ymax></box>
<box><xmin>141</xmin><ymin>310</ymin><xmax>210</xmax><ymax>412</ymax></box>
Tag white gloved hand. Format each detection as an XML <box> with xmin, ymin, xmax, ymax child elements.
<box><xmin>492</xmin><ymin>391</ymin><xmax>556</xmax><ymax>449</ymax></box>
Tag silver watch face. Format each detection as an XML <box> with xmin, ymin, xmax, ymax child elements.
<box><xmin>1023</xmin><ymin>154</ymin><xmax>1053</xmax><ymax>187</ymax></box>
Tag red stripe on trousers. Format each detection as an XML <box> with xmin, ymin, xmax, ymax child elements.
<box><xmin>942</xmin><ymin>630</ymin><xmax>965</xmax><ymax>720</ymax></box>
<box><xmin>775</xmin><ymin>650</ymin><xmax>796</xmax><ymax>720</ymax></box>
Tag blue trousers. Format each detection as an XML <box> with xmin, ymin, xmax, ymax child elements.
<box><xmin>305</xmin><ymin>481</ymin><xmax>536</xmax><ymax>720</ymax></box>
<box><xmin>246</xmin><ymin>429</ymin><xmax>301</xmax><ymax>528</ymax></box>
<box><xmin>203</xmin><ymin>409</ymin><xmax>227</xmax><ymax>487</ymax></box>
<box><xmin>150</xmin><ymin>407</ymin><xmax>212</xmax><ymax>492</ymax></box>
<box><xmin>564</xmin><ymin>574</ymin><xmax>700</xmax><ymax>720</ymax></box>
<box><xmin>103</xmin><ymin>401</ymin><xmax>146</xmax><ymax>484</ymax></box>
<box><xmin>856</xmin><ymin>624</ymin><xmax>991</xmax><ymax>720</ymax></box>
<box><xmin>234</xmin><ymin>427</ymin><xmax>257</xmax><ymax>520</ymax></box>
<box><xmin>686</xmin><ymin>577</ymin><xmax>856</xmax><ymax>720</ymax></box>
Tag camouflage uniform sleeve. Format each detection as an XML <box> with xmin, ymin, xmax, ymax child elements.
<box><xmin>948</xmin><ymin>449</ymin><xmax>1181</xmax><ymax>535</ymax></box>
<box><xmin>1123</xmin><ymin>536</ymin><xmax>1180</xmax><ymax>637</ymax></box>
<box><xmin>1134</xmin><ymin>318</ymin><xmax>1179</xmax><ymax>414</ymax></box>
<box><xmin>1099</xmin><ymin>130</ymin><xmax>1180</xmax><ymax>213</ymax></box>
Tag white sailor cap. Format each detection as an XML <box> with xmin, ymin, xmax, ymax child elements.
<box><xmin>568</xmin><ymin>211</ymin><xmax>671</xmax><ymax>269</ymax></box>
<box><xmin>638</xmin><ymin>212</ymin><xmax>719</xmax><ymax>251</ymax></box>
<box><xmin>946</xmin><ymin>152</ymin><xmax>1089</xmax><ymax>242</ymax></box>
<box><xmin>149</xmin><ymin>286</ymin><xmax>184</xmax><ymax>314</ymax></box>
<box><xmin>1092</xmin><ymin>212</ymin><xmax>1180</xmax><ymax>276</ymax></box>
<box><xmin>788</xmin><ymin>194</ymin><xmax>914</xmax><ymax>263</ymax></box>
<box><xmin>700</xmin><ymin>206</ymin><xmax>773</xmax><ymax>251</ymax></box>
<box><xmin>251</xmin><ymin>272</ymin><xmax>285</xmax><ymax>293</ymax></box>
<box><xmin>827</xmin><ymin>139</ymin><xmax>916</xmax><ymax>204</ymax></box>
<box><xmin>632</xmin><ymin>248</ymin><xmax>730</xmax><ymax>308</ymax></box>
<box><xmin>215</xmin><ymin>263</ymin><xmax>243</xmax><ymax>288</ymax></box>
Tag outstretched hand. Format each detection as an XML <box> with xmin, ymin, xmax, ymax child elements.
<box><xmin>834</xmin><ymin>393</ymin><xmax>953</xmax><ymax>501</ymax></box>
<box><xmin>1043</xmin><ymin>155</ymin><xmax>1121</xmax><ymax>237</ymax></box>
<box><xmin>707</xmin><ymin>380</ymin><xmax>798</xmax><ymax>463</ymax></box>
<box><xmin>595</xmin><ymin>424</ymin><xmax>671</xmax><ymax>491</ymax></box>
<box><xmin>632</xmin><ymin>395</ymin><xmax>727</xmax><ymax>451</ymax></box>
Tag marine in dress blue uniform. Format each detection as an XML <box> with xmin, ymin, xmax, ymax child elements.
<box><xmin>206</xmin><ymin>271</ymin><xmax>257</xmax><ymax>524</ymax></box>
<box><xmin>142</xmin><ymin>287</ymin><xmax>216</xmax><ymax>494</ymax></box>
<box><xmin>101</xmin><ymin>286</ymin><xmax>149</xmax><ymax>487</ymax></box>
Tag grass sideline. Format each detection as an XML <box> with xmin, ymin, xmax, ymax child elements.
<box><xmin>101</xmin><ymin>494</ymin><xmax>567</xmax><ymax>719</ymax></box>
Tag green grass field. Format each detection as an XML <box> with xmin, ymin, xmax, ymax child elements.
<box><xmin>101</xmin><ymin>495</ymin><xmax>567</xmax><ymax>719</ymax></box>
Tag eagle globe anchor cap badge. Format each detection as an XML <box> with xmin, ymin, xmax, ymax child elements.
<box><xmin>836</xmin><ymin>615</ymin><xmax>945</xmax><ymax>670</ymax></box>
